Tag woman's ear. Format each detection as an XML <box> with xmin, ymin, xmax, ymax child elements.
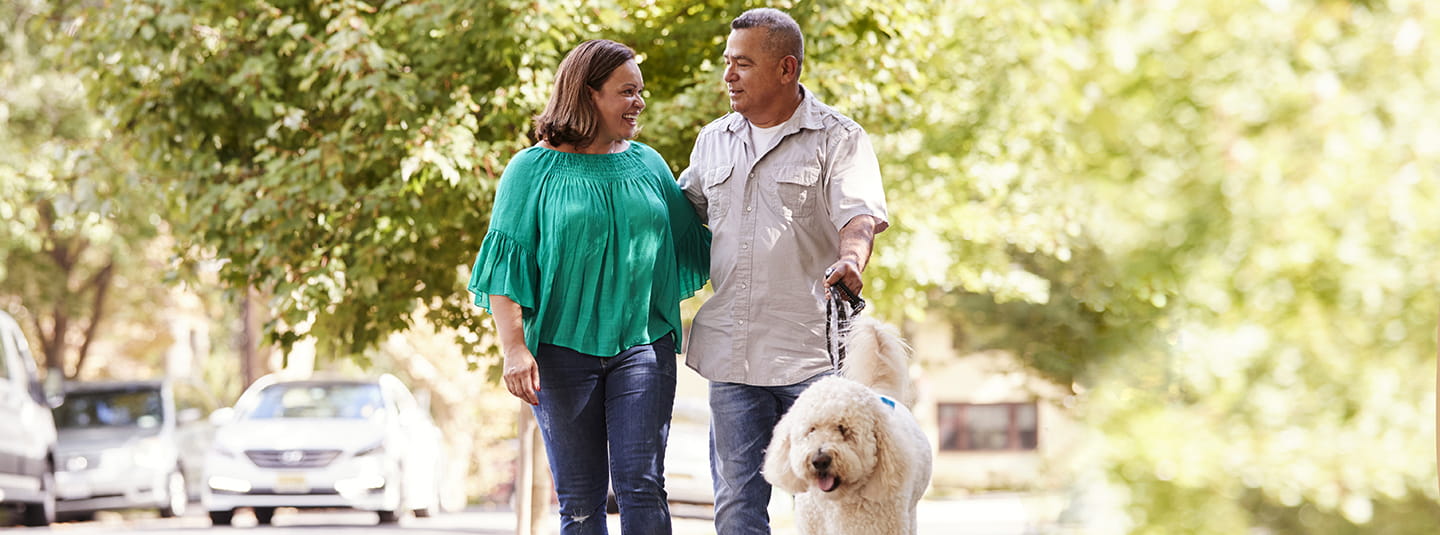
<box><xmin>763</xmin><ymin>418</ymin><xmax>807</xmax><ymax>494</ymax></box>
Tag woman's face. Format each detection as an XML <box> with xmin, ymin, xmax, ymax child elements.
<box><xmin>589</xmin><ymin>59</ymin><xmax>646</xmax><ymax>146</ymax></box>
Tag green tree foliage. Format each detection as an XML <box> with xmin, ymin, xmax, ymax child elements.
<box><xmin>69</xmin><ymin>0</ymin><xmax>1440</xmax><ymax>532</ymax></box>
<box><xmin>0</xmin><ymin>0</ymin><xmax>171</xmax><ymax>378</ymax></box>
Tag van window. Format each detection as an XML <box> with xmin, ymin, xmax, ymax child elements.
<box><xmin>0</xmin><ymin>329</ymin><xmax>14</xmax><ymax>381</ymax></box>
<box><xmin>54</xmin><ymin>387</ymin><xmax>166</xmax><ymax>429</ymax></box>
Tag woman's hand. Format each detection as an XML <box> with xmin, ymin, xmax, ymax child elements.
<box><xmin>489</xmin><ymin>294</ymin><xmax>539</xmax><ymax>406</ymax></box>
<box><xmin>503</xmin><ymin>347</ymin><xmax>541</xmax><ymax>406</ymax></box>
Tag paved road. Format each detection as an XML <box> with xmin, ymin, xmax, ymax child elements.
<box><xmin>8</xmin><ymin>494</ymin><xmax>1063</xmax><ymax>534</ymax></box>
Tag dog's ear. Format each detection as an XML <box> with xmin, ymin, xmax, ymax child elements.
<box><xmin>763</xmin><ymin>417</ymin><xmax>808</xmax><ymax>494</ymax></box>
<box><xmin>860</xmin><ymin>404</ymin><xmax>906</xmax><ymax>503</ymax></box>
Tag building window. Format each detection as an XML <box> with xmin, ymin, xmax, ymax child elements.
<box><xmin>938</xmin><ymin>402</ymin><xmax>1038</xmax><ymax>451</ymax></box>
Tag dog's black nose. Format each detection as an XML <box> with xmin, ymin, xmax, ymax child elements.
<box><xmin>810</xmin><ymin>451</ymin><xmax>832</xmax><ymax>472</ymax></box>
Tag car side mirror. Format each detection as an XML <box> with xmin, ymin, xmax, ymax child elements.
<box><xmin>209</xmin><ymin>407</ymin><xmax>235</xmax><ymax>426</ymax></box>
<box><xmin>42</xmin><ymin>367</ymin><xmax>65</xmax><ymax>409</ymax></box>
<box><xmin>178</xmin><ymin>407</ymin><xmax>203</xmax><ymax>424</ymax></box>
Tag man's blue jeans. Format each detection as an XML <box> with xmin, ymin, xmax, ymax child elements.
<box><xmin>533</xmin><ymin>335</ymin><xmax>677</xmax><ymax>535</ymax></box>
<box><xmin>708</xmin><ymin>373</ymin><xmax>830</xmax><ymax>535</ymax></box>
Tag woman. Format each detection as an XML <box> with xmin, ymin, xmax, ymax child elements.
<box><xmin>467</xmin><ymin>39</ymin><xmax>709</xmax><ymax>535</ymax></box>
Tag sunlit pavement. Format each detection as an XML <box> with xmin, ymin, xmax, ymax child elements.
<box><xmin>12</xmin><ymin>493</ymin><xmax>1069</xmax><ymax>534</ymax></box>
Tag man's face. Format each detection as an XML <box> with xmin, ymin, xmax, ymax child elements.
<box><xmin>723</xmin><ymin>28</ymin><xmax>789</xmax><ymax>120</ymax></box>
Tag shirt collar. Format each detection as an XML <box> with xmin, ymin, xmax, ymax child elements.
<box><xmin>723</xmin><ymin>84</ymin><xmax>823</xmax><ymax>134</ymax></box>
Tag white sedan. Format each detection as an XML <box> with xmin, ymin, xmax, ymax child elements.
<box><xmin>201</xmin><ymin>374</ymin><xmax>445</xmax><ymax>525</ymax></box>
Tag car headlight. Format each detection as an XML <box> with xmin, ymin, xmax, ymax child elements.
<box><xmin>62</xmin><ymin>454</ymin><xmax>90</xmax><ymax>472</ymax></box>
<box><xmin>208</xmin><ymin>476</ymin><xmax>252</xmax><ymax>493</ymax></box>
<box><xmin>354</xmin><ymin>441</ymin><xmax>385</xmax><ymax>458</ymax></box>
<box><xmin>210</xmin><ymin>445</ymin><xmax>241</xmax><ymax>459</ymax></box>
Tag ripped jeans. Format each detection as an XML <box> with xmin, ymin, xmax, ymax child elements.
<box><xmin>533</xmin><ymin>335</ymin><xmax>676</xmax><ymax>535</ymax></box>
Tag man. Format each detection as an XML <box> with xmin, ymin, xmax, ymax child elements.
<box><xmin>677</xmin><ymin>8</ymin><xmax>889</xmax><ymax>534</ymax></box>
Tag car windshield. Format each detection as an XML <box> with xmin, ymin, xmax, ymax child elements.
<box><xmin>245</xmin><ymin>383</ymin><xmax>384</xmax><ymax>420</ymax></box>
<box><xmin>54</xmin><ymin>387</ymin><xmax>164</xmax><ymax>429</ymax></box>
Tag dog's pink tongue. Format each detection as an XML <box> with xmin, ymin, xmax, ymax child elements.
<box><xmin>817</xmin><ymin>475</ymin><xmax>838</xmax><ymax>492</ymax></box>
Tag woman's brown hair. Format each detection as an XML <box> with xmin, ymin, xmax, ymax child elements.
<box><xmin>533</xmin><ymin>39</ymin><xmax>636</xmax><ymax>149</ymax></box>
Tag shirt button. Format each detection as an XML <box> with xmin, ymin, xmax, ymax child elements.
<box><xmin>748</xmin><ymin>172</ymin><xmax>755</xmax><ymax>179</ymax></box>
<box><xmin>738</xmin><ymin>319</ymin><xmax>746</xmax><ymax>325</ymax></box>
<box><xmin>741</xmin><ymin>243</ymin><xmax>749</xmax><ymax>249</ymax></box>
<box><xmin>745</xmin><ymin>205</ymin><xmax>753</xmax><ymax>212</ymax></box>
<box><xmin>740</xmin><ymin>283</ymin><xmax>747</xmax><ymax>289</ymax></box>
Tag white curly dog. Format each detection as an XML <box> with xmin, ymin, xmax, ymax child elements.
<box><xmin>763</xmin><ymin>316</ymin><xmax>934</xmax><ymax>535</ymax></box>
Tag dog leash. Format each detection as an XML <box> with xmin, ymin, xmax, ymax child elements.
<box><xmin>825</xmin><ymin>278</ymin><xmax>866</xmax><ymax>373</ymax></box>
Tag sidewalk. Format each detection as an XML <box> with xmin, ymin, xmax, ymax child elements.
<box><xmin>476</xmin><ymin>492</ymin><xmax>1069</xmax><ymax>535</ymax></box>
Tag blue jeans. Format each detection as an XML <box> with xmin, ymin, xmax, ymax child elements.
<box><xmin>533</xmin><ymin>335</ymin><xmax>677</xmax><ymax>535</ymax></box>
<box><xmin>708</xmin><ymin>373</ymin><xmax>830</xmax><ymax>535</ymax></box>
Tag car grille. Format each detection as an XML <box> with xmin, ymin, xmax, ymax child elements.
<box><xmin>244</xmin><ymin>449</ymin><xmax>342</xmax><ymax>468</ymax></box>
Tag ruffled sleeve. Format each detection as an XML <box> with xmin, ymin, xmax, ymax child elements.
<box><xmin>652</xmin><ymin>151</ymin><xmax>711</xmax><ymax>299</ymax></box>
<box><xmin>467</xmin><ymin>148</ymin><xmax>545</xmax><ymax>314</ymax></box>
<box><xmin>670</xmin><ymin>196</ymin><xmax>711</xmax><ymax>299</ymax></box>
<box><xmin>467</xmin><ymin>230</ymin><xmax>539</xmax><ymax>311</ymax></box>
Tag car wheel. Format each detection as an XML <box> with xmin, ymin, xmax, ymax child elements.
<box><xmin>209</xmin><ymin>510</ymin><xmax>234</xmax><ymax>526</ymax></box>
<box><xmin>159</xmin><ymin>470</ymin><xmax>187</xmax><ymax>518</ymax></box>
<box><xmin>253</xmin><ymin>507</ymin><xmax>276</xmax><ymax>525</ymax></box>
<box><xmin>20</xmin><ymin>468</ymin><xmax>55</xmax><ymax>526</ymax></box>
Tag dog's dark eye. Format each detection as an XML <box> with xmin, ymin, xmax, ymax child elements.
<box><xmin>837</xmin><ymin>425</ymin><xmax>850</xmax><ymax>439</ymax></box>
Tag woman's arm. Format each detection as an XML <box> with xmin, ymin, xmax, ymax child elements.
<box><xmin>491</xmin><ymin>294</ymin><xmax>540</xmax><ymax>406</ymax></box>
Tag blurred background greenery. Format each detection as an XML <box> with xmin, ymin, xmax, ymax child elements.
<box><xmin>2</xmin><ymin>0</ymin><xmax>1437</xmax><ymax>532</ymax></box>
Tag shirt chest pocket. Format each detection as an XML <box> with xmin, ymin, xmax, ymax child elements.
<box><xmin>702</xmin><ymin>164</ymin><xmax>734</xmax><ymax>224</ymax></box>
<box><xmin>765</xmin><ymin>164</ymin><xmax>821</xmax><ymax>219</ymax></box>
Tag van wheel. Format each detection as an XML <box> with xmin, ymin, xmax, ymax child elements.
<box><xmin>209</xmin><ymin>510</ymin><xmax>234</xmax><ymax>526</ymax></box>
<box><xmin>20</xmin><ymin>469</ymin><xmax>55</xmax><ymax>526</ymax></box>
<box><xmin>253</xmin><ymin>507</ymin><xmax>276</xmax><ymax>525</ymax></box>
<box><xmin>159</xmin><ymin>470</ymin><xmax>187</xmax><ymax>518</ymax></box>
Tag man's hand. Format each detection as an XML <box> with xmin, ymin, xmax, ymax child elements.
<box><xmin>824</xmin><ymin>258</ymin><xmax>864</xmax><ymax>296</ymax></box>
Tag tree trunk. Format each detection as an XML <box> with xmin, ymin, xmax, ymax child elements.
<box><xmin>240</xmin><ymin>287</ymin><xmax>265</xmax><ymax>385</ymax></box>
<box><xmin>70</xmin><ymin>261</ymin><xmax>114</xmax><ymax>379</ymax></box>
<box><xmin>517</xmin><ymin>403</ymin><xmax>552</xmax><ymax>535</ymax></box>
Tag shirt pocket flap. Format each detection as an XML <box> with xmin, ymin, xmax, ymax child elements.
<box><xmin>704</xmin><ymin>165</ymin><xmax>734</xmax><ymax>187</ymax></box>
<box><xmin>777</xmin><ymin>165</ymin><xmax>820</xmax><ymax>186</ymax></box>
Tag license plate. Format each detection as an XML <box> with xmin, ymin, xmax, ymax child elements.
<box><xmin>275</xmin><ymin>474</ymin><xmax>309</xmax><ymax>494</ymax></box>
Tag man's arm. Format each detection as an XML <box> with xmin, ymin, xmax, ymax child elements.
<box><xmin>823</xmin><ymin>214</ymin><xmax>881</xmax><ymax>294</ymax></box>
<box><xmin>676</xmin><ymin>138</ymin><xmax>710</xmax><ymax>224</ymax></box>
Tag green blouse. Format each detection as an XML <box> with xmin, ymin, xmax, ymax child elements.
<box><xmin>467</xmin><ymin>141</ymin><xmax>711</xmax><ymax>357</ymax></box>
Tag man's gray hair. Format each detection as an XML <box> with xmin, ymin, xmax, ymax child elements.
<box><xmin>731</xmin><ymin>8</ymin><xmax>804</xmax><ymax>76</ymax></box>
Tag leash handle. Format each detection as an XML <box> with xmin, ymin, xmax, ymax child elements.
<box><xmin>825</xmin><ymin>279</ymin><xmax>864</xmax><ymax>373</ymax></box>
<box><xmin>829</xmin><ymin>281</ymin><xmax>866</xmax><ymax>314</ymax></box>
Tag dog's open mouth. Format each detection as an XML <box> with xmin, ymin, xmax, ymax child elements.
<box><xmin>817</xmin><ymin>474</ymin><xmax>841</xmax><ymax>492</ymax></box>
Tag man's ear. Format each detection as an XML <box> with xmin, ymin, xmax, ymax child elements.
<box><xmin>780</xmin><ymin>55</ymin><xmax>800</xmax><ymax>83</ymax></box>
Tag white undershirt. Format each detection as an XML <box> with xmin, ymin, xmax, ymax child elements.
<box><xmin>749</xmin><ymin>117</ymin><xmax>791</xmax><ymax>155</ymax></box>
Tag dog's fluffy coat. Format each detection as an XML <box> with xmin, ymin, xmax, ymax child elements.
<box><xmin>763</xmin><ymin>316</ymin><xmax>934</xmax><ymax>535</ymax></box>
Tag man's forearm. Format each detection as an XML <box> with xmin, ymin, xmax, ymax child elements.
<box><xmin>838</xmin><ymin>215</ymin><xmax>879</xmax><ymax>271</ymax></box>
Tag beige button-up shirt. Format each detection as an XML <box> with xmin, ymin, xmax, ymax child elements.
<box><xmin>678</xmin><ymin>87</ymin><xmax>889</xmax><ymax>386</ymax></box>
